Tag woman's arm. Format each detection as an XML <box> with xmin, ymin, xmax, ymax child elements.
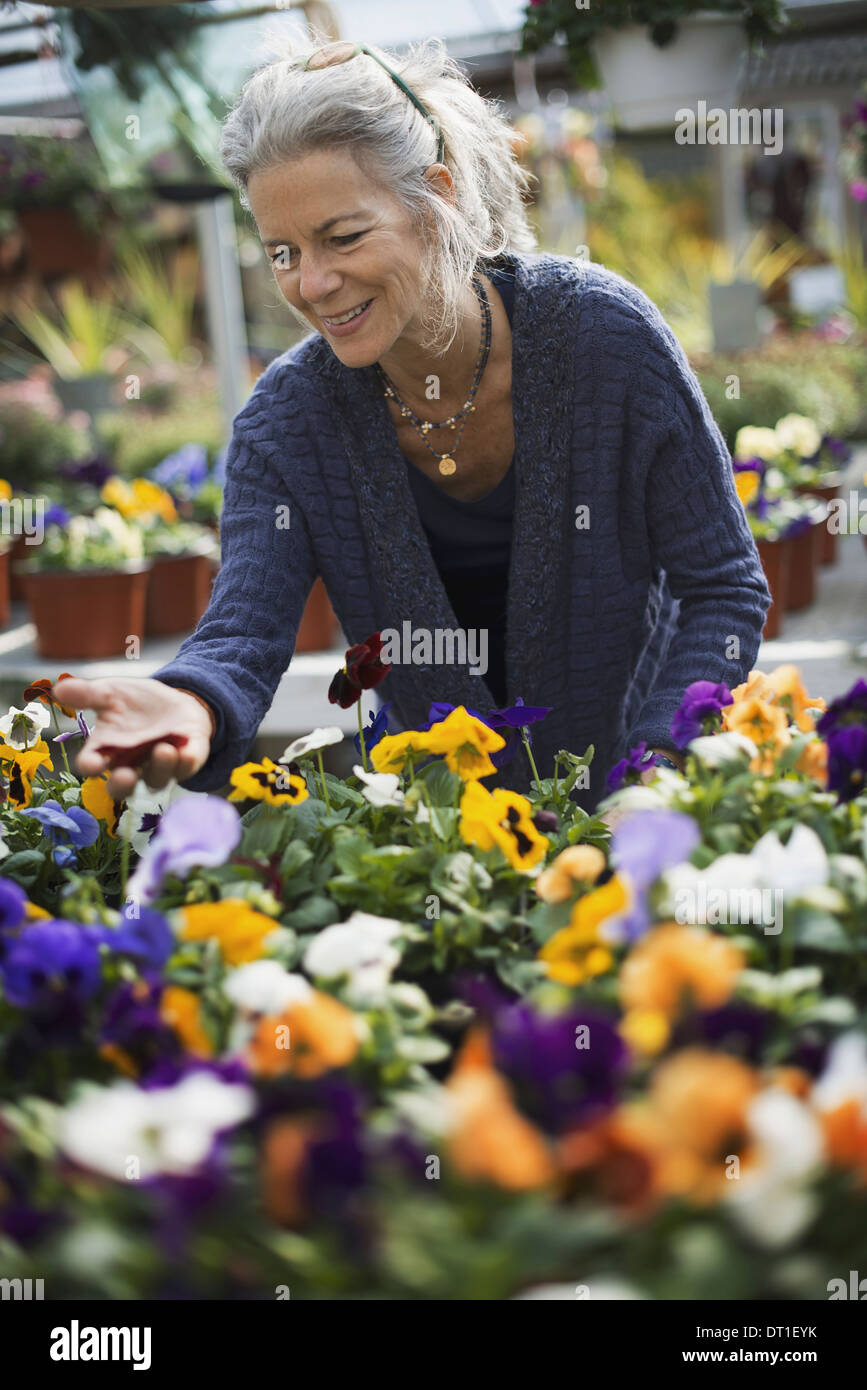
<box><xmin>622</xmin><ymin>311</ymin><xmax>771</xmax><ymax>757</ymax></box>
<box><xmin>151</xmin><ymin>423</ymin><xmax>318</xmax><ymax>790</ymax></box>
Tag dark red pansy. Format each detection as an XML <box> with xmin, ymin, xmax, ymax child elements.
<box><xmin>328</xmin><ymin>632</ymin><xmax>390</xmax><ymax>709</ymax></box>
<box><xmin>24</xmin><ymin>673</ymin><xmax>77</xmax><ymax>719</ymax></box>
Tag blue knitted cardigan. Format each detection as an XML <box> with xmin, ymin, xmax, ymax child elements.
<box><xmin>153</xmin><ymin>251</ymin><xmax>771</xmax><ymax>809</ymax></box>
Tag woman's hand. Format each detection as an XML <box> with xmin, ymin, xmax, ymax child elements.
<box><xmin>52</xmin><ymin>677</ymin><xmax>214</xmax><ymax>800</ymax></box>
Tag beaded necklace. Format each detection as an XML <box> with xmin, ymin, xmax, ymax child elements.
<box><xmin>373</xmin><ymin>274</ymin><xmax>492</xmax><ymax>476</ymax></box>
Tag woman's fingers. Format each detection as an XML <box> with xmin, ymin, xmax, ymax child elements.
<box><xmin>139</xmin><ymin>741</ymin><xmax>183</xmax><ymax>792</ymax></box>
<box><xmin>52</xmin><ymin>676</ymin><xmax>114</xmax><ymax>716</ymax></box>
<box><xmin>105</xmin><ymin>765</ymin><xmax>140</xmax><ymax>801</ymax></box>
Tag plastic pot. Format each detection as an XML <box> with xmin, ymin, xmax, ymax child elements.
<box><xmin>23</xmin><ymin>562</ymin><xmax>151</xmax><ymax>660</ymax></box>
<box><xmin>295</xmin><ymin>576</ymin><xmax>339</xmax><ymax>653</ymax></box>
<box><xmin>756</xmin><ymin>537</ymin><xmax>791</xmax><ymax>640</ymax></box>
<box><xmin>145</xmin><ymin>550</ymin><xmax>217</xmax><ymax>637</ymax></box>
<box><xmin>795</xmin><ymin>476</ymin><xmax>841</xmax><ymax>566</ymax></box>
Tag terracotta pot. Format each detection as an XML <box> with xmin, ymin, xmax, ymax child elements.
<box><xmin>146</xmin><ymin>551</ymin><xmax>217</xmax><ymax>637</ymax></box>
<box><xmin>18</xmin><ymin>206</ymin><xmax>110</xmax><ymax>277</ymax></box>
<box><xmin>796</xmin><ymin>478</ymin><xmax>840</xmax><ymax>566</ymax></box>
<box><xmin>23</xmin><ymin>563</ymin><xmax>150</xmax><ymax>660</ymax></box>
<box><xmin>9</xmin><ymin>534</ymin><xmax>31</xmax><ymax>601</ymax></box>
<box><xmin>756</xmin><ymin>537</ymin><xmax>790</xmax><ymax>640</ymax></box>
<box><xmin>0</xmin><ymin>548</ymin><xmax>9</xmax><ymax>629</ymax></box>
<box><xmin>295</xmin><ymin>576</ymin><xmax>339</xmax><ymax>653</ymax></box>
<box><xmin>785</xmin><ymin>522</ymin><xmax>821</xmax><ymax>613</ymax></box>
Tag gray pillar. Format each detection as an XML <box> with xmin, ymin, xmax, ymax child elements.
<box><xmin>195</xmin><ymin>193</ymin><xmax>250</xmax><ymax>439</ymax></box>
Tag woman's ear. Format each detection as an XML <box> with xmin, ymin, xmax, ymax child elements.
<box><xmin>422</xmin><ymin>162</ymin><xmax>456</xmax><ymax>207</ymax></box>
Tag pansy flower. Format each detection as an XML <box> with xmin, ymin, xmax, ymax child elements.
<box><xmin>328</xmin><ymin>632</ymin><xmax>390</xmax><ymax>708</ymax></box>
<box><xmin>671</xmin><ymin>680</ymin><xmax>734</xmax><ymax>748</ymax></box>
<box><xmin>22</xmin><ymin>674</ymin><xmax>76</xmax><ymax>719</ymax></box>
<box><xmin>607</xmin><ymin>740</ymin><xmax>660</xmax><ymax>791</ymax></box>
<box><xmin>538</xmin><ymin>876</ymin><xmax>626</xmax><ymax>985</ymax></box>
<box><xmin>80</xmin><ymin>773</ymin><xmax>124</xmax><ymax>837</ymax></box>
<box><xmin>459</xmin><ymin>780</ymin><xmax>548</xmax><ymax>872</ymax></box>
<box><xmin>0</xmin><ymin>919</ymin><xmax>103</xmax><ymax>1008</ymax></box>
<box><xmin>18</xmin><ymin>799</ymin><xmax>99</xmax><ymax>867</ymax></box>
<box><xmin>126</xmin><ymin>796</ymin><xmax>241</xmax><ymax>905</ymax></box>
<box><xmin>0</xmin><ymin>878</ymin><xmax>27</xmax><ymax>931</ymax></box>
<box><xmin>424</xmin><ymin>705</ymin><xmax>507</xmax><ymax>781</ymax></box>
<box><xmin>353</xmin><ymin>701</ymin><xmax>392</xmax><ymax>757</ymax></box>
<box><xmin>279</xmin><ymin>727</ymin><xmax>343</xmax><ymax>763</ymax></box>
<box><xmin>0</xmin><ymin>701</ymin><xmax>50</xmax><ymax>751</ymax></box>
<box><xmin>229</xmin><ymin>757</ymin><xmax>308</xmax><ymax>807</ymax></box>
<box><xmin>179</xmin><ymin>899</ymin><xmax>277</xmax><ymax>967</ymax></box>
<box><xmin>0</xmin><ymin>739</ymin><xmax>53</xmax><ymax>808</ymax></box>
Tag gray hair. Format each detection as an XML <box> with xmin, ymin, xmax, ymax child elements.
<box><xmin>220</xmin><ymin>33</ymin><xmax>538</xmax><ymax>354</ymax></box>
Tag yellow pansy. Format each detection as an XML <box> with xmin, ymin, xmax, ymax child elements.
<box><xmin>370</xmin><ymin>729</ymin><xmax>437</xmax><ymax>775</ymax></box>
<box><xmin>620</xmin><ymin>1007</ymin><xmax>670</xmax><ymax>1057</ymax></box>
<box><xmin>81</xmin><ymin>773</ymin><xmax>124</xmax><ymax>836</ymax></box>
<box><xmin>535</xmin><ymin>844</ymin><xmax>607</xmax><ymax>902</ymax></box>
<box><xmin>0</xmin><ymin>737</ymin><xmax>52</xmax><ymax>808</ymax></box>
<box><xmin>423</xmin><ymin>706</ymin><xmax>506</xmax><ymax>781</ymax></box>
<box><xmin>101</xmin><ymin>475</ymin><xmax>177</xmax><ymax>523</ymax></box>
<box><xmin>459</xmin><ymin>779</ymin><xmax>548</xmax><ymax>873</ymax></box>
<box><xmin>723</xmin><ymin>695</ymin><xmax>791</xmax><ymax>773</ymax></box>
<box><xmin>24</xmin><ymin>900</ymin><xmax>52</xmax><ymax>921</ymax></box>
<box><xmin>160</xmin><ymin>985</ymin><xmax>214</xmax><ymax>1057</ymax></box>
<box><xmin>734</xmin><ymin>469</ymin><xmax>761</xmax><ymax>507</ymax></box>
<box><xmin>763</xmin><ymin>664</ymin><xmax>826</xmax><ymax>733</ymax></box>
<box><xmin>619</xmin><ymin>923</ymin><xmax>744</xmax><ymax>1022</ymax></box>
<box><xmin>0</xmin><ymin>479</ymin><xmax>12</xmax><ymax>501</ymax></box>
<box><xmin>537</xmin><ymin>874</ymin><xmax>628</xmax><ymax>986</ymax></box>
<box><xmin>228</xmin><ymin>758</ymin><xmax>308</xmax><ymax>807</ymax></box>
<box><xmin>179</xmin><ymin>899</ymin><xmax>276</xmax><ymax>967</ymax></box>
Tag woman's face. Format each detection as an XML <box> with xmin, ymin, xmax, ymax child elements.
<box><xmin>247</xmin><ymin>148</ymin><xmax>441</xmax><ymax>367</ymax></box>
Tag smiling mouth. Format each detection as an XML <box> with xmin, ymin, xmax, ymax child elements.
<box><xmin>321</xmin><ymin>299</ymin><xmax>373</xmax><ymax>326</ymax></box>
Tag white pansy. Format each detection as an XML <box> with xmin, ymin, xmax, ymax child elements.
<box><xmin>811</xmin><ymin>1032</ymin><xmax>867</xmax><ymax>1114</ymax></box>
<box><xmin>223</xmin><ymin>960</ymin><xmax>313</xmax><ymax>1014</ymax></box>
<box><xmin>750</xmin><ymin>824</ymin><xmax>829</xmax><ymax>895</ymax></box>
<box><xmin>117</xmin><ymin>781</ymin><xmax>194</xmax><ymax>857</ymax></box>
<box><xmin>734</xmin><ymin>425</ymin><xmax>781</xmax><ymax>462</ymax></box>
<box><xmin>775</xmin><ymin>413</ymin><xmax>821</xmax><ymax>459</ymax></box>
<box><xmin>724</xmin><ymin>1088</ymin><xmax>824</xmax><ymax>1248</ymax></box>
<box><xmin>687</xmin><ymin>731</ymin><xmax>758</xmax><ymax>770</ymax></box>
<box><xmin>598</xmin><ymin>783</ymin><xmax>668</xmax><ymax>832</ymax></box>
<box><xmin>280</xmin><ymin>726</ymin><xmax>343</xmax><ymax>762</ymax></box>
<box><xmin>59</xmin><ymin>1072</ymin><xmax>254</xmax><ymax>1180</ymax></box>
<box><xmin>352</xmin><ymin>765</ymin><xmax>405</xmax><ymax>807</ymax></box>
<box><xmin>0</xmin><ymin>700</ymin><xmax>50</xmax><ymax>750</ymax></box>
<box><xmin>303</xmin><ymin>911</ymin><xmax>404</xmax><ymax>1006</ymax></box>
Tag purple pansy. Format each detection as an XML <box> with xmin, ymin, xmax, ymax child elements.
<box><xmin>150</xmin><ymin>443</ymin><xmax>210</xmax><ymax>495</ymax></box>
<box><xmin>606</xmin><ymin>809</ymin><xmax>701</xmax><ymax>943</ymax></box>
<box><xmin>607</xmin><ymin>740</ymin><xmax>661</xmax><ymax>792</ymax></box>
<box><xmin>817</xmin><ymin>679</ymin><xmax>867</xmax><ymax>803</ymax></box>
<box><xmin>670</xmin><ymin>680</ymin><xmax>734</xmax><ymax>748</ymax></box>
<box><xmin>53</xmin><ymin>713</ymin><xmax>91</xmax><ymax>744</ymax></box>
<box><xmin>43</xmin><ymin>503</ymin><xmax>71</xmax><ymax>529</ymax></box>
<box><xmin>104</xmin><ymin>903</ymin><xmax>175</xmax><ymax>969</ymax></box>
<box><xmin>422</xmin><ymin>696</ymin><xmax>551</xmax><ymax>769</ymax></box>
<box><xmin>18</xmin><ymin>799</ymin><xmax>99</xmax><ymax>866</ymax></box>
<box><xmin>0</xmin><ymin>920</ymin><xmax>103</xmax><ymax>1007</ymax></box>
<box><xmin>491</xmin><ymin>1003</ymin><xmax>628</xmax><ymax>1134</ymax></box>
<box><xmin>0</xmin><ymin>878</ymin><xmax>28</xmax><ymax>931</ymax></box>
<box><xmin>126</xmin><ymin>795</ymin><xmax>241</xmax><ymax>905</ymax></box>
<box><xmin>354</xmin><ymin>700</ymin><xmax>392</xmax><ymax>757</ymax></box>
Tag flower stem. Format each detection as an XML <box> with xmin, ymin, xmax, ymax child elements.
<box><xmin>357</xmin><ymin>702</ymin><xmax>370</xmax><ymax>772</ymax></box>
<box><xmin>119</xmin><ymin>813</ymin><xmax>133</xmax><ymax>905</ymax></box>
<box><xmin>521</xmin><ymin>727</ymin><xmax>542</xmax><ymax>793</ymax></box>
<box><xmin>315</xmin><ymin>750</ymin><xmax>331</xmax><ymax>810</ymax></box>
<box><xmin>51</xmin><ymin>705</ymin><xmax>72</xmax><ymax>777</ymax></box>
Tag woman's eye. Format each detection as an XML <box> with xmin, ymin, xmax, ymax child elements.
<box><xmin>269</xmin><ymin>247</ymin><xmax>297</xmax><ymax>268</ymax></box>
<box><xmin>333</xmin><ymin>232</ymin><xmax>363</xmax><ymax>247</ymax></box>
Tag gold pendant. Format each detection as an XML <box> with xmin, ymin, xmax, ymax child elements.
<box><xmin>438</xmin><ymin>457</ymin><xmax>456</xmax><ymax>476</ymax></box>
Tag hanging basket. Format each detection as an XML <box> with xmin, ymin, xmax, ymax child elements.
<box><xmin>591</xmin><ymin>14</ymin><xmax>746</xmax><ymax>132</ymax></box>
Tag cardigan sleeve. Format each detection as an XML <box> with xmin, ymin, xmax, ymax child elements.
<box><xmin>149</xmin><ymin>421</ymin><xmax>317</xmax><ymax>790</ymax></box>
<box><xmin>622</xmin><ymin>315</ymin><xmax>772</xmax><ymax>756</ymax></box>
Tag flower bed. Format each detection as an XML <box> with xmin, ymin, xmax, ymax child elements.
<box><xmin>0</xmin><ymin>650</ymin><xmax>865</xmax><ymax>1300</ymax></box>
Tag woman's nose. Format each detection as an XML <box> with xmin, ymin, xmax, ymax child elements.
<box><xmin>298</xmin><ymin>253</ymin><xmax>342</xmax><ymax>308</ymax></box>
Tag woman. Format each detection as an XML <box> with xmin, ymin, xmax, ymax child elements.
<box><xmin>57</xmin><ymin>36</ymin><xmax>770</xmax><ymax>812</ymax></box>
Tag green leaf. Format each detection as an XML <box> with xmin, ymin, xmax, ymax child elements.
<box><xmin>792</xmin><ymin>910</ymin><xmax>850</xmax><ymax>952</ymax></box>
<box><xmin>282</xmin><ymin>894</ymin><xmax>338</xmax><ymax>930</ymax></box>
<box><xmin>0</xmin><ymin>849</ymin><xmax>46</xmax><ymax>887</ymax></box>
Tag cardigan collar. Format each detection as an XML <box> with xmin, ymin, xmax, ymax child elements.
<box><xmin>311</xmin><ymin>251</ymin><xmax>579</xmax><ymax>727</ymax></box>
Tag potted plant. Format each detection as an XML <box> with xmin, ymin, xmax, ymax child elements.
<box><xmin>18</xmin><ymin>507</ymin><xmax>151</xmax><ymax>660</ymax></box>
<box><xmin>776</xmin><ymin>498</ymin><xmax>827</xmax><ymax>613</ymax></box>
<box><xmin>0</xmin><ymin>133</ymin><xmax>115</xmax><ymax>276</ymax></box>
<box><xmin>142</xmin><ymin>519</ymin><xmax>219</xmax><ymax>638</ymax></box>
<box><xmin>732</xmin><ymin>459</ymin><xmax>791</xmax><ymax>640</ymax></box>
<box><xmin>8</xmin><ymin>283</ymin><xmax>145</xmax><ymax>421</ymax></box>
<box><xmin>772</xmin><ymin>417</ymin><xmax>852</xmax><ymax>568</ymax></box>
<box><xmin>519</xmin><ymin>1</ymin><xmax>788</xmax><ymax>131</ymax></box>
